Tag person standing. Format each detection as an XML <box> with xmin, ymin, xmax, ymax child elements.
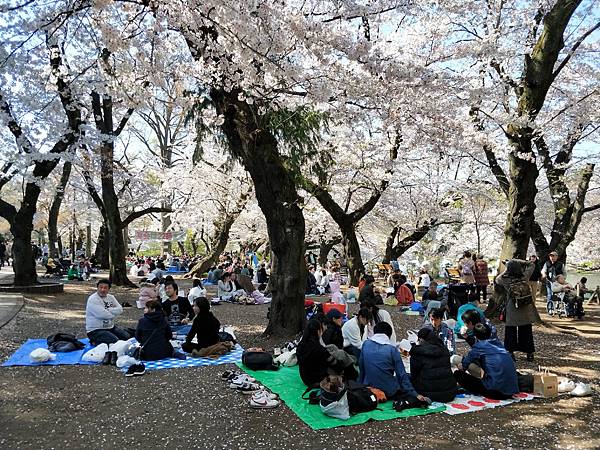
<box><xmin>474</xmin><ymin>254</ymin><xmax>489</xmax><ymax>302</ymax></box>
<box><xmin>496</xmin><ymin>259</ymin><xmax>539</xmax><ymax>362</ymax></box>
<box><xmin>458</xmin><ymin>251</ymin><xmax>475</xmax><ymax>285</ymax></box>
<box><xmin>541</xmin><ymin>251</ymin><xmax>565</xmax><ymax>314</ymax></box>
<box><xmin>528</xmin><ymin>255</ymin><xmax>542</xmax><ymax>300</ymax></box>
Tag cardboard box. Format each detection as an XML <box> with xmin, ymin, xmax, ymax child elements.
<box><xmin>533</xmin><ymin>373</ymin><xmax>558</xmax><ymax>398</ymax></box>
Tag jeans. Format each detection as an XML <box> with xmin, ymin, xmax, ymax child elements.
<box><xmin>546</xmin><ymin>281</ymin><xmax>554</xmax><ymax>312</ymax></box>
<box><xmin>87</xmin><ymin>326</ymin><xmax>131</xmax><ymax>346</ymax></box>
<box><xmin>454</xmin><ymin>370</ymin><xmax>512</xmax><ymax>400</ymax></box>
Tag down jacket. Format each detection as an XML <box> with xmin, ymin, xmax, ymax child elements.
<box><xmin>409</xmin><ymin>341</ymin><xmax>457</xmax><ymax>403</ymax></box>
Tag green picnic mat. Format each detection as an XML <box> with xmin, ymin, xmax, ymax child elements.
<box><xmin>237</xmin><ymin>363</ymin><xmax>445</xmax><ymax>430</ymax></box>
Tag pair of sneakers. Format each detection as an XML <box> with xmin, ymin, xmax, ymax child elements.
<box><xmin>559</xmin><ymin>379</ymin><xmax>592</xmax><ymax>397</ymax></box>
<box><xmin>249</xmin><ymin>390</ymin><xmax>280</xmax><ymax>409</ymax></box>
<box><xmin>229</xmin><ymin>374</ymin><xmax>262</xmax><ymax>394</ymax></box>
<box><xmin>125</xmin><ymin>363</ymin><xmax>146</xmax><ymax>377</ymax></box>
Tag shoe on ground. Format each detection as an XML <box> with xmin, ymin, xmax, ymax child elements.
<box><xmin>252</xmin><ymin>389</ymin><xmax>278</xmax><ymax>401</ymax></box>
<box><xmin>249</xmin><ymin>396</ymin><xmax>280</xmax><ymax>409</ymax></box>
<box><xmin>229</xmin><ymin>374</ymin><xmax>255</xmax><ymax>387</ymax></box>
<box><xmin>236</xmin><ymin>382</ymin><xmax>262</xmax><ymax>394</ymax></box>
<box><xmin>558</xmin><ymin>379</ymin><xmax>576</xmax><ymax>393</ymax></box>
<box><xmin>110</xmin><ymin>351</ymin><xmax>119</xmax><ymax>366</ymax></box>
<box><xmin>125</xmin><ymin>363</ymin><xmax>146</xmax><ymax>377</ymax></box>
<box><xmin>221</xmin><ymin>370</ymin><xmax>239</xmax><ymax>381</ymax></box>
<box><xmin>570</xmin><ymin>382</ymin><xmax>592</xmax><ymax>397</ymax></box>
<box><xmin>101</xmin><ymin>351</ymin><xmax>112</xmax><ymax>366</ymax></box>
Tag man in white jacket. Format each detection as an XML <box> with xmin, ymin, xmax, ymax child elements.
<box><xmin>341</xmin><ymin>307</ymin><xmax>371</xmax><ymax>359</ymax></box>
<box><xmin>86</xmin><ymin>279</ymin><xmax>131</xmax><ymax>345</ymax></box>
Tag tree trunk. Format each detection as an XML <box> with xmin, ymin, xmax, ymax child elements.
<box><xmin>48</xmin><ymin>162</ymin><xmax>72</xmax><ymax>258</ymax></box>
<box><xmin>341</xmin><ymin>223</ymin><xmax>364</xmax><ymax>286</ymax></box>
<box><xmin>94</xmin><ymin>225</ymin><xmax>110</xmax><ymax>269</ymax></box>
<box><xmin>210</xmin><ymin>89</ymin><xmax>306</xmax><ymax>337</ymax></box>
<box><xmin>11</xmin><ymin>219</ymin><xmax>37</xmax><ymax>286</ymax></box>
<box><xmin>185</xmin><ymin>219</ymin><xmax>234</xmax><ymax>278</ymax></box>
<box><xmin>161</xmin><ymin>201</ymin><xmax>172</xmax><ymax>255</ymax></box>
<box><xmin>498</xmin><ymin>128</ymin><xmax>539</xmax><ymax>264</ymax></box>
<box><xmin>384</xmin><ymin>222</ymin><xmax>437</xmax><ymax>263</ymax></box>
<box><xmin>318</xmin><ymin>236</ymin><xmax>341</xmax><ymax>268</ymax></box>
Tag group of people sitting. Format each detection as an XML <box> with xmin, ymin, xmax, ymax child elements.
<box><xmin>296</xmin><ymin>300</ymin><xmax>522</xmax><ymax>404</ymax></box>
<box><xmin>85</xmin><ymin>279</ymin><xmax>233</xmax><ymax>362</ymax></box>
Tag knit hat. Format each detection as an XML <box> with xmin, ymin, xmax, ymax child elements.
<box><xmin>326</xmin><ymin>309</ymin><xmax>343</xmax><ymax>320</ymax></box>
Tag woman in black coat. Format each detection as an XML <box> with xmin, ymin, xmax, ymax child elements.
<box><xmin>135</xmin><ymin>300</ymin><xmax>174</xmax><ymax>361</ymax></box>
<box><xmin>409</xmin><ymin>328</ymin><xmax>457</xmax><ymax>402</ymax></box>
<box><xmin>182</xmin><ymin>297</ymin><xmax>221</xmax><ymax>353</ymax></box>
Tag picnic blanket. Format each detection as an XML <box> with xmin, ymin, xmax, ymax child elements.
<box><xmin>2</xmin><ymin>338</ymin><xmax>96</xmax><ymax>367</ymax></box>
<box><xmin>443</xmin><ymin>392</ymin><xmax>536</xmax><ymax>415</ymax></box>
<box><xmin>127</xmin><ymin>344</ymin><xmax>244</xmax><ymax>372</ymax></box>
<box><xmin>237</xmin><ymin>364</ymin><xmax>445</xmax><ymax>430</ymax></box>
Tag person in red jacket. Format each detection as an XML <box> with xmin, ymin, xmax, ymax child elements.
<box><xmin>394</xmin><ymin>274</ymin><xmax>414</xmax><ymax>306</ymax></box>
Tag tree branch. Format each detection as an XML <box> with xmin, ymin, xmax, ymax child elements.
<box><xmin>122</xmin><ymin>206</ymin><xmax>173</xmax><ymax>228</ymax></box>
<box><xmin>552</xmin><ymin>20</ymin><xmax>600</xmax><ymax>81</ymax></box>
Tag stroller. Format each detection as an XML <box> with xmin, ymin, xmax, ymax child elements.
<box><xmin>447</xmin><ymin>284</ymin><xmax>477</xmax><ymax>319</ymax></box>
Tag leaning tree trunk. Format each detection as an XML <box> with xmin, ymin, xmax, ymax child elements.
<box><xmin>185</xmin><ymin>216</ymin><xmax>236</xmax><ymax>278</ymax></box>
<box><xmin>211</xmin><ymin>89</ymin><xmax>306</xmax><ymax>337</ymax></box>
<box><xmin>48</xmin><ymin>161</ymin><xmax>72</xmax><ymax>259</ymax></box>
<box><xmin>383</xmin><ymin>222</ymin><xmax>438</xmax><ymax>263</ymax></box>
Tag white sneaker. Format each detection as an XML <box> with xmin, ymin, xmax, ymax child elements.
<box><xmin>229</xmin><ymin>375</ymin><xmax>255</xmax><ymax>388</ymax></box>
<box><xmin>236</xmin><ymin>381</ymin><xmax>262</xmax><ymax>394</ymax></box>
<box><xmin>570</xmin><ymin>382</ymin><xmax>592</xmax><ymax>397</ymax></box>
<box><xmin>558</xmin><ymin>379</ymin><xmax>576</xmax><ymax>393</ymax></box>
<box><xmin>252</xmin><ymin>389</ymin><xmax>278</xmax><ymax>401</ymax></box>
<box><xmin>249</xmin><ymin>396</ymin><xmax>280</xmax><ymax>409</ymax></box>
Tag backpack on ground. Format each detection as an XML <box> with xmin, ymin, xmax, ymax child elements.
<box><xmin>46</xmin><ymin>333</ymin><xmax>85</xmax><ymax>353</ymax></box>
<box><xmin>242</xmin><ymin>350</ymin><xmax>279</xmax><ymax>371</ymax></box>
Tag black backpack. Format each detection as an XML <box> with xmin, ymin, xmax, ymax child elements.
<box><xmin>346</xmin><ymin>381</ymin><xmax>379</xmax><ymax>414</ymax></box>
<box><xmin>242</xmin><ymin>350</ymin><xmax>279</xmax><ymax>371</ymax></box>
<box><xmin>47</xmin><ymin>333</ymin><xmax>85</xmax><ymax>352</ymax></box>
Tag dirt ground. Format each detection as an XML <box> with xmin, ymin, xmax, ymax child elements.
<box><xmin>0</xmin><ymin>279</ymin><xmax>599</xmax><ymax>450</ymax></box>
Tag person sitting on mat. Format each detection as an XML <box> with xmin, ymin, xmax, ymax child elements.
<box><xmin>322</xmin><ymin>309</ymin><xmax>344</xmax><ymax>350</ymax></box>
<box><xmin>359</xmin><ymin>321</ymin><xmax>428</xmax><ymax>402</ymax></box>
<box><xmin>410</xmin><ymin>328</ymin><xmax>457</xmax><ymax>403</ymax></box>
<box><xmin>162</xmin><ymin>281</ymin><xmax>195</xmax><ymax>330</ymax></box>
<box><xmin>454</xmin><ymin>323</ymin><xmax>518</xmax><ymax>400</ymax></box>
<box><xmin>459</xmin><ymin>309</ymin><xmax>497</xmax><ymax>346</ymax></box>
<box><xmin>341</xmin><ymin>307</ymin><xmax>371</xmax><ymax>359</ymax></box>
<box><xmin>86</xmin><ymin>279</ymin><xmax>132</xmax><ymax>345</ymax></box>
<box><xmin>135</xmin><ymin>300</ymin><xmax>176</xmax><ymax>361</ymax></box>
<box><xmin>297</xmin><ymin>317</ymin><xmax>356</xmax><ymax>387</ymax></box>
<box><xmin>362</xmin><ymin>300</ymin><xmax>397</xmax><ymax>344</ymax></box>
<box><xmin>421</xmin><ymin>308</ymin><xmax>456</xmax><ymax>354</ymax></box>
<box><xmin>182</xmin><ymin>297</ymin><xmax>233</xmax><ymax>357</ymax></box>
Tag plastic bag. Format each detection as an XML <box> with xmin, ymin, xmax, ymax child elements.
<box><xmin>81</xmin><ymin>343</ymin><xmax>109</xmax><ymax>362</ymax></box>
<box><xmin>320</xmin><ymin>391</ymin><xmax>350</xmax><ymax>420</ymax></box>
<box><xmin>30</xmin><ymin>348</ymin><xmax>56</xmax><ymax>363</ymax></box>
<box><xmin>109</xmin><ymin>340</ymin><xmax>131</xmax><ymax>357</ymax></box>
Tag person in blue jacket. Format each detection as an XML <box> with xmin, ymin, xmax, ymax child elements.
<box><xmin>359</xmin><ymin>322</ymin><xmax>428</xmax><ymax>402</ymax></box>
<box><xmin>454</xmin><ymin>323</ymin><xmax>518</xmax><ymax>399</ymax></box>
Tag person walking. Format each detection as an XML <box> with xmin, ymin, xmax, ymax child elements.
<box><xmin>496</xmin><ymin>259</ymin><xmax>539</xmax><ymax>362</ymax></box>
